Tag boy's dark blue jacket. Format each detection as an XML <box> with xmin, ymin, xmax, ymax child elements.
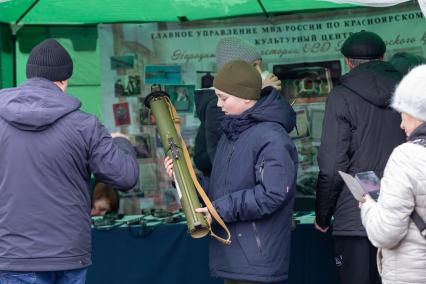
<box><xmin>208</xmin><ymin>87</ymin><xmax>297</xmax><ymax>282</ymax></box>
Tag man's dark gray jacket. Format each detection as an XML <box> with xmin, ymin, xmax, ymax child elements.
<box><xmin>315</xmin><ymin>61</ymin><xmax>406</xmax><ymax>236</ymax></box>
<box><xmin>0</xmin><ymin>78</ymin><xmax>139</xmax><ymax>271</ymax></box>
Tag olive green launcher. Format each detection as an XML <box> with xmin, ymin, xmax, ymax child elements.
<box><xmin>145</xmin><ymin>91</ymin><xmax>209</xmax><ymax>239</ymax></box>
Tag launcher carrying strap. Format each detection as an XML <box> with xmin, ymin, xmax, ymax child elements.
<box><xmin>165</xmin><ymin>97</ymin><xmax>231</xmax><ymax>245</ymax></box>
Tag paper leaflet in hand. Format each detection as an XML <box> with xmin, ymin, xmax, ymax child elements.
<box><xmin>338</xmin><ymin>171</ymin><xmax>380</xmax><ymax>201</ymax></box>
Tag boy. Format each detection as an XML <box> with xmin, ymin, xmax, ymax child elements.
<box><xmin>166</xmin><ymin>60</ymin><xmax>297</xmax><ymax>284</ymax></box>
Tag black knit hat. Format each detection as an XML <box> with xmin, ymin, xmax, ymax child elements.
<box><xmin>26</xmin><ymin>39</ymin><xmax>73</xmax><ymax>81</ymax></box>
<box><xmin>341</xmin><ymin>30</ymin><xmax>386</xmax><ymax>59</ymax></box>
<box><xmin>213</xmin><ymin>60</ymin><xmax>262</xmax><ymax>100</ymax></box>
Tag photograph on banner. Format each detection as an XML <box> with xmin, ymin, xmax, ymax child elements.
<box><xmin>273</xmin><ymin>60</ymin><xmax>341</xmax><ymax>104</ymax></box>
<box><xmin>130</xmin><ymin>134</ymin><xmax>155</xmax><ymax>159</ymax></box>
<box><xmin>126</xmin><ymin>74</ymin><xmax>143</xmax><ymax>96</ymax></box>
<box><xmin>144</xmin><ymin>65</ymin><xmax>181</xmax><ymax>85</ymax></box>
<box><xmin>110</xmin><ymin>55</ymin><xmax>135</xmax><ymax>69</ymax></box>
<box><xmin>114</xmin><ymin>74</ymin><xmax>143</xmax><ymax>97</ymax></box>
<box><xmin>138</xmin><ymin>104</ymin><xmax>155</xmax><ymax>125</ymax></box>
<box><xmin>114</xmin><ymin>76</ymin><xmax>127</xmax><ymax>97</ymax></box>
<box><xmin>112</xmin><ymin>102</ymin><xmax>131</xmax><ymax>126</ymax></box>
<box><xmin>289</xmin><ymin>107</ymin><xmax>310</xmax><ymax>140</ymax></box>
<box><xmin>139</xmin><ymin>161</ymin><xmax>158</xmax><ymax>194</ymax></box>
<box><xmin>127</xmin><ymin>98</ymin><xmax>141</xmax><ymax>133</ymax></box>
<box><xmin>165</xmin><ymin>85</ymin><xmax>195</xmax><ymax>113</ymax></box>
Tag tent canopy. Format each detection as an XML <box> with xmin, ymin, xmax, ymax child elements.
<box><xmin>0</xmin><ymin>0</ymin><xmax>359</xmax><ymax>25</ymax></box>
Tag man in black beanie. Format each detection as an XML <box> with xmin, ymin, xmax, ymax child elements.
<box><xmin>315</xmin><ymin>31</ymin><xmax>406</xmax><ymax>284</ymax></box>
<box><xmin>0</xmin><ymin>39</ymin><xmax>139</xmax><ymax>283</ymax></box>
<box><xmin>26</xmin><ymin>38</ymin><xmax>74</xmax><ymax>82</ymax></box>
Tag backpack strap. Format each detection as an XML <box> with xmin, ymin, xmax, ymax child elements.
<box><xmin>411</xmin><ymin>210</ymin><xmax>426</xmax><ymax>239</ymax></box>
<box><xmin>408</xmin><ymin>138</ymin><xmax>426</xmax><ymax>239</ymax></box>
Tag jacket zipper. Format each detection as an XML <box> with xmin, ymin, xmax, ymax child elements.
<box><xmin>252</xmin><ymin>158</ymin><xmax>265</xmax><ymax>255</ymax></box>
<box><xmin>252</xmin><ymin>222</ymin><xmax>262</xmax><ymax>255</ymax></box>
<box><xmin>224</xmin><ymin>144</ymin><xmax>235</xmax><ymax>195</ymax></box>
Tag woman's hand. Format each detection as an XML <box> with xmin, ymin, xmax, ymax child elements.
<box><xmin>359</xmin><ymin>194</ymin><xmax>372</xmax><ymax>208</ymax></box>
<box><xmin>164</xmin><ymin>156</ymin><xmax>174</xmax><ymax>179</ymax></box>
<box><xmin>195</xmin><ymin>207</ymin><xmax>212</xmax><ymax>225</ymax></box>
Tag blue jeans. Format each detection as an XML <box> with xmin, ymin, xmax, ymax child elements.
<box><xmin>0</xmin><ymin>268</ymin><xmax>87</xmax><ymax>284</ymax></box>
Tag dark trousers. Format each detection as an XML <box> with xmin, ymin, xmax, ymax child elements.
<box><xmin>333</xmin><ymin>236</ymin><xmax>381</xmax><ymax>284</ymax></box>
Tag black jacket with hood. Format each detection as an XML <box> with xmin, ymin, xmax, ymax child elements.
<box><xmin>193</xmin><ymin>89</ymin><xmax>225</xmax><ymax>176</ymax></box>
<box><xmin>315</xmin><ymin>61</ymin><xmax>406</xmax><ymax>236</ymax></box>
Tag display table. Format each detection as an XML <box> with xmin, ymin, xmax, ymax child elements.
<box><xmin>87</xmin><ymin>214</ymin><xmax>338</xmax><ymax>284</ymax></box>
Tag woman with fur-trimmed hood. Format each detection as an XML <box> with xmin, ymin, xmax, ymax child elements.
<box><xmin>360</xmin><ymin>64</ymin><xmax>426</xmax><ymax>284</ymax></box>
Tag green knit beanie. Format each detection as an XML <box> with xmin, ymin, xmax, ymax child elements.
<box><xmin>213</xmin><ymin>60</ymin><xmax>262</xmax><ymax>100</ymax></box>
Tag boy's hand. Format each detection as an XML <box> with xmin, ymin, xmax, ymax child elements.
<box><xmin>195</xmin><ymin>207</ymin><xmax>212</xmax><ymax>225</ymax></box>
<box><xmin>164</xmin><ymin>156</ymin><xmax>174</xmax><ymax>178</ymax></box>
<box><xmin>262</xmin><ymin>73</ymin><xmax>282</xmax><ymax>91</ymax></box>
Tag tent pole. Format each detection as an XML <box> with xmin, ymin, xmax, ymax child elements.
<box><xmin>10</xmin><ymin>24</ymin><xmax>22</xmax><ymax>87</ymax></box>
<box><xmin>15</xmin><ymin>0</ymin><xmax>39</xmax><ymax>25</ymax></box>
<box><xmin>11</xmin><ymin>0</ymin><xmax>39</xmax><ymax>86</ymax></box>
<box><xmin>257</xmin><ymin>0</ymin><xmax>270</xmax><ymax>18</ymax></box>
<box><xmin>12</xmin><ymin>33</ymin><xmax>16</xmax><ymax>87</ymax></box>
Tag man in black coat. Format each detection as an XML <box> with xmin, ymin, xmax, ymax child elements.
<box><xmin>193</xmin><ymin>89</ymin><xmax>224</xmax><ymax>176</ymax></box>
<box><xmin>314</xmin><ymin>31</ymin><xmax>406</xmax><ymax>284</ymax></box>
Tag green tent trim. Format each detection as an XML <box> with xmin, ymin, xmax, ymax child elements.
<box><xmin>0</xmin><ymin>0</ymin><xmax>358</xmax><ymax>25</ymax></box>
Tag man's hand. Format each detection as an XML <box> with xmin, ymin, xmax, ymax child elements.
<box><xmin>314</xmin><ymin>217</ymin><xmax>329</xmax><ymax>233</ymax></box>
<box><xmin>195</xmin><ymin>207</ymin><xmax>212</xmax><ymax>225</ymax></box>
<box><xmin>262</xmin><ymin>73</ymin><xmax>282</xmax><ymax>91</ymax></box>
<box><xmin>110</xmin><ymin>132</ymin><xmax>129</xmax><ymax>140</ymax></box>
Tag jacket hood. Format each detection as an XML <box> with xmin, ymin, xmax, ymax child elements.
<box><xmin>222</xmin><ymin>87</ymin><xmax>296</xmax><ymax>140</ymax></box>
<box><xmin>194</xmin><ymin>88</ymin><xmax>217</xmax><ymax>120</ymax></box>
<box><xmin>340</xmin><ymin>61</ymin><xmax>401</xmax><ymax>108</ymax></box>
<box><xmin>0</xmin><ymin>78</ymin><xmax>81</xmax><ymax>131</ymax></box>
<box><xmin>248</xmin><ymin>87</ymin><xmax>296</xmax><ymax>132</ymax></box>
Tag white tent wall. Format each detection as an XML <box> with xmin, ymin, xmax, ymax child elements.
<box><xmin>320</xmin><ymin>0</ymin><xmax>426</xmax><ymax>16</ymax></box>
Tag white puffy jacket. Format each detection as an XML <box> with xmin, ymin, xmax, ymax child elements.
<box><xmin>361</xmin><ymin>142</ymin><xmax>426</xmax><ymax>284</ymax></box>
